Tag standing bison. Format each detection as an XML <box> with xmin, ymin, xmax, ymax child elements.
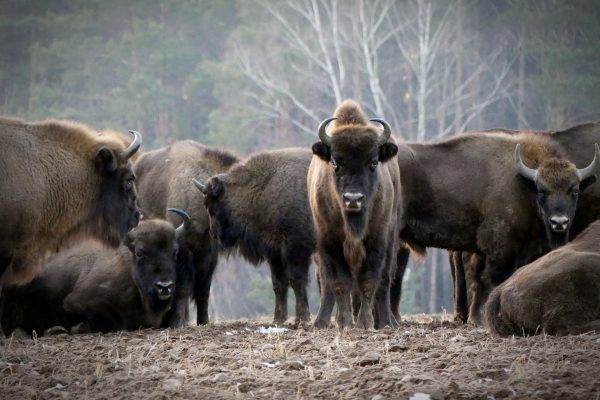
<box><xmin>308</xmin><ymin>100</ymin><xmax>401</xmax><ymax>330</ymax></box>
<box><xmin>0</xmin><ymin>209</ymin><xmax>189</xmax><ymax>336</ymax></box>
<box><xmin>485</xmin><ymin>219</ymin><xmax>600</xmax><ymax>336</ymax></box>
<box><xmin>0</xmin><ymin>118</ymin><xmax>141</xmax><ymax>287</ymax></box>
<box><xmin>194</xmin><ymin>148</ymin><xmax>314</xmax><ymax>326</ymax></box>
<box><xmin>396</xmin><ymin>129</ymin><xmax>599</xmax><ymax>324</ymax></box>
<box><xmin>133</xmin><ymin>140</ymin><xmax>239</xmax><ymax>325</ymax></box>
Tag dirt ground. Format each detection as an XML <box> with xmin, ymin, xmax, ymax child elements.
<box><xmin>1</xmin><ymin>314</ymin><xmax>599</xmax><ymax>400</ymax></box>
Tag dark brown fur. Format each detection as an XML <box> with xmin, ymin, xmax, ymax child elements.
<box><xmin>309</xmin><ymin>100</ymin><xmax>401</xmax><ymax>330</ymax></box>
<box><xmin>0</xmin><ymin>117</ymin><xmax>140</xmax><ymax>285</ymax></box>
<box><xmin>133</xmin><ymin>140</ymin><xmax>239</xmax><ymax>325</ymax></box>
<box><xmin>398</xmin><ymin>126</ymin><xmax>599</xmax><ymax>324</ymax></box>
<box><xmin>1</xmin><ymin>219</ymin><xmax>178</xmax><ymax>336</ymax></box>
<box><xmin>484</xmin><ymin>220</ymin><xmax>600</xmax><ymax>336</ymax></box>
<box><xmin>200</xmin><ymin>148</ymin><xmax>315</xmax><ymax>325</ymax></box>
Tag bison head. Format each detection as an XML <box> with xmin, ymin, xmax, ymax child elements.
<box><xmin>516</xmin><ymin>143</ymin><xmax>599</xmax><ymax>248</ymax></box>
<box><xmin>124</xmin><ymin>209</ymin><xmax>188</xmax><ymax>311</ymax></box>
<box><xmin>95</xmin><ymin>130</ymin><xmax>142</xmax><ymax>244</ymax></box>
<box><xmin>192</xmin><ymin>176</ymin><xmax>243</xmax><ymax>250</ymax></box>
<box><xmin>312</xmin><ymin>101</ymin><xmax>398</xmax><ymax>237</ymax></box>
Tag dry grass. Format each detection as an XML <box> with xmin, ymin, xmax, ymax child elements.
<box><xmin>1</xmin><ymin>315</ymin><xmax>599</xmax><ymax>399</ymax></box>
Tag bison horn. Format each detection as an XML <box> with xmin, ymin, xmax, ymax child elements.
<box><xmin>123</xmin><ymin>130</ymin><xmax>142</xmax><ymax>160</ymax></box>
<box><xmin>576</xmin><ymin>143</ymin><xmax>600</xmax><ymax>181</ymax></box>
<box><xmin>168</xmin><ymin>208</ymin><xmax>191</xmax><ymax>239</ymax></box>
<box><xmin>318</xmin><ymin>117</ymin><xmax>336</xmax><ymax>147</ymax></box>
<box><xmin>192</xmin><ymin>178</ymin><xmax>208</xmax><ymax>194</ymax></box>
<box><xmin>369</xmin><ymin>118</ymin><xmax>392</xmax><ymax>146</ymax></box>
<box><xmin>515</xmin><ymin>144</ymin><xmax>538</xmax><ymax>182</ymax></box>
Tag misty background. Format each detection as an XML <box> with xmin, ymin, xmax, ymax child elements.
<box><xmin>2</xmin><ymin>0</ymin><xmax>600</xmax><ymax>320</ymax></box>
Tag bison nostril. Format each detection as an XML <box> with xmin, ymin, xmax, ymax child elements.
<box><xmin>549</xmin><ymin>215</ymin><xmax>569</xmax><ymax>231</ymax></box>
<box><xmin>155</xmin><ymin>281</ymin><xmax>174</xmax><ymax>293</ymax></box>
<box><xmin>343</xmin><ymin>192</ymin><xmax>364</xmax><ymax>202</ymax></box>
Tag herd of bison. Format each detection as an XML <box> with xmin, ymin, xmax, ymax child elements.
<box><xmin>1</xmin><ymin>99</ymin><xmax>600</xmax><ymax>397</ymax></box>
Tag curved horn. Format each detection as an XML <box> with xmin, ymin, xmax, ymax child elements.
<box><xmin>318</xmin><ymin>117</ymin><xmax>336</xmax><ymax>147</ymax></box>
<box><xmin>167</xmin><ymin>208</ymin><xmax>191</xmax><ymax>239</ymax></box>
<box><xmin>515</xmin><ymin>144</ymin><xmax>538</xmax><ymax>182</ymax></box>
<box><xmin>577</xmin><ymin>143</ymin><xmax>600</xmax><ymax>181</ymax></box>
<box><xmin>192</xmin><ymin>178</ymin><xmax>207</xmax><ymax>194</ymax></box>
<box><xmin>369</xmin><ymin>118</ymin><xmax>392</xmax><ymax>146</ymax></box>
<box><xmin>123</xmin><ymin>130</ymin><xmax>142</xmax><ymax>160</ymax></box>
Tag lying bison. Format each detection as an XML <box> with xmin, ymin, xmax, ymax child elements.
<box><xmin>0</xmin><ymin>118</ymin><xmax>141</xmax><ymax>287</ymax></box>
<box><xmin>0</xmin><ymin>209</ymin><xmax>189</xmax><ymax>336</ymax></box>
<box><xmin>133</xmin><ymin>140</ymin><xmax>239</xmax><ymax>325</ymax></box>
<box><xmin>485</xmin><ymin>219</ymin><xmax>600</xmax><ymax>336</ymax></box>
<box><xmin>397</xmin><ymin>130</ymin><xmax>599</xmax><ymax>324</ymax></box>
<box><xmin>308</xmin><ymin>99</ymin><xmax>401</xmax><ymax>330</ymax></box>
<box><xmin>194</xmin><ymin>148</ymin><xmax>314</xmax><ymax>326</ymax></box>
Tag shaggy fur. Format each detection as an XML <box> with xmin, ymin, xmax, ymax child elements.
<box><xmin>308</xmin><ymin>99</ymin><xmax>401</xmax><ymax>330</ymax></box>
<box><xmin>484</xmin><ymin>220</ymin><xmax>600</xmax><ymax>336</ymax></box>
<box><xmin>200</xmin><ymin>148</ymin><xmax>315</xmax><ymax>325</ymax></box>
<box><xmin>397</xmin><ymin>126</ymin><xmax>599</xmax><ymax>325</ymax></box>
<box><xmin>1</xmin><ymin>219</ymin><xmax>178</xmax><ymax>336</ymax></box>
<box><xmin>133</xmin><ymin>140</ymin><xmax>239</xmax><ymax>326</ymax></box>
<box><xmin>0</xmin><ymin>117</ymin><xmax>140</xmax><ymax>285</ymax></box>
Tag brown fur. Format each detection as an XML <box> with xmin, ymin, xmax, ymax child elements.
<box><xmin>484</xmin><ymin>220</ymin><xmax>600</xmax><ymax>336</ymax></box>
<box><xmin>1</xmin><ymin>219</ymin><xmax>178</xmax><ymax>335</ymax></box>
<box><xmin>201</xmin><ymin>148</ymin><xmax>315</xmax><ymax>325</ymax></box>
<box><xmin>0</xmin><ymin>117</ymin><xmax>140</xmax><ymax>285</ymax></box>
<box><xmin>133</xmin><ymin>140</ymin><xmax>239</xmax><ymax>325</ymax></box>
<box><xmin>398</xmin><ymin>126</ymin><xmax>599</xmax><ymax>325</ymax></box>
<box><xmin>308</xmin><ymin>99</ymin><xmax>401</xmax><ymax>330</ymax></box>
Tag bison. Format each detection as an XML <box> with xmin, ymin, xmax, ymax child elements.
<box><xmin>193</xmin><ymin>148</ymin><xmax>314</xmax><ymax>326</ymax></box>
<box><xmin>396</xmin><ymin>128</ymin><xmax>599</xmax><ymax>324</ymax></box>
<box><xmin>484</xmin><ymin>219</ymin><xmax>600</xmax><ymax>336</ymax></box>
<box><xmin>0</xmin><ymin>209</ymin><xmax>189</xmax><ymax>336</ymax></box>
<box><xmin>133</xmin><ymin>140</ymin><xmax>239</xmax><ymax>325</ymax></box>
<box><xmin>308</xmin><ymin>99</ymin><xmax>401</xmax><ymax>330</ymax></box>
<box><xmin>0</xmin><ymin>118</ymin><xmax>142</xmax><ymax>288</ymax></box>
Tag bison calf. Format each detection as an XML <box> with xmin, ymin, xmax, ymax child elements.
<box><xmin>1</xmin><ymin>211</ymin><xmax>189</xmax><ymax>336</ymax></box>
<box><xmin>484</xmin><ymin>220</ymin><xmax>600</xmax><ymax>336</ymax></box>
<box><xmin>194</xmin><ymin>148</ymin><xmax>314</xmax><ymax>326</ymax></box>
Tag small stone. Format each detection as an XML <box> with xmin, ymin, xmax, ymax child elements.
<box><xmin>284</xmin><ymin>360</ymin><xmax>304</xmax><ymax>370</ymax></box>
<box><xmin>162</xmin><ymin>378</ymin><xmax>182</xmax><ymax>391</ymax></box>
<box><xmin>356</xmin><ymin>351</ymin><xmax>380</xmax><ymax>366</ymax></box>
<box><xmin>372</xmin><ymin>395</ymin><xmax>384</xmax><ymax>400</ymax></box>
<box><xmin>212</xmin><ymin>373</ymin><xmax>228</xmax><ymax>383</ymax></box>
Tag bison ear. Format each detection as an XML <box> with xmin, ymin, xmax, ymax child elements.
<box><xmin>379</xmin><ymin>142</ymin><xmax>398</xmax><ymax>162</ymax></box>
<box><xmin>312</xmin><ymin>142</ymin><xmax>330</xmax><ymax>161</ymax></box>
<box><xmin>95</xmin><ymin>147</ymin><xmax>118</xmax><ymax>174</ymax></box>
<box><xmin>123</xmin><ymin>230</ymin><xmax>136</xmax><ymax>251</ymax></box>
<box><xmin>580</xmin><ymin>175</ymin><xmax>597</xmax><ymax>192</ymax></box>
<box><xmin>206</xmin><ymin>177</ymin><xmax>224</xmax><ymax>198</ymax></box>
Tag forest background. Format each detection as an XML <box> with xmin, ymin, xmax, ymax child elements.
<box><xmin>2</xmin><ymin>0</ymin><xmax>600</xmax><ymax>320</ymax></box>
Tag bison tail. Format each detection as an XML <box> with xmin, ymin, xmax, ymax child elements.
<box><xmin>407</xmin><ymin>242</ymin><xmax>427</xmax><ymax>262</ymax></box>
<box><xmin>484</xmin><ymin>287</ymin><xmax>515</xmax><ymax>337</ymax></box>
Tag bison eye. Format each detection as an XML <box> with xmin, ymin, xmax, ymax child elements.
<box><xmin>135</xmin><ymin>250</ymin><xmax>146</xmax><ymax>258</ymax></box>
<box><xmin>370</xmin><ymin>160</ymin><xmax>379</xmax><ymax>171</ymax></box>
<box><xmin>124</xmin><ymin>177</ymin><xmax>135</xmax><ymax>191</ymax></box>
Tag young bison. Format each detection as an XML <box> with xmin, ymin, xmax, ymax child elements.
<box><xmin>485</xmin><ymin>220</ymin><xmax>600</xmax><ymax>336</ymax></box>
<box><xmin>194</xmin><ymin>148</ymin><xmax>314</xmax><ymax>326</ymax></box>
<box><xmin>1</xmin><ymin>210</ymin><xmax>189</xmax><ymax>336</ymax></box>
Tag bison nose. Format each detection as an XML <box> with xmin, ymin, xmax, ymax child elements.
<box><xmin>155</xmin><ymin>281</ymin><xmax>174</xmax><ymax>299</ymax></box>
<box><xmin>549</xmin><ymin>215</ymin><xmax>570</xmax><ymax>232</ymax></box>
<box><xmin>343</xmin><ymin>192</ymin><xmax>364</xmax><ymax>212</ymax></box>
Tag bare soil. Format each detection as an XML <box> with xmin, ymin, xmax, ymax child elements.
<box><xmin>1</xmin><ymin>314</ymin><xmax>599</xmax><ymax>399</ymax></box>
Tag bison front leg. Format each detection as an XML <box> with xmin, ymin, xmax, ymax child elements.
<box><xmin>313</xmin><ymin>258</ymin><xmax>335</xmax><ymax>329</ymax></box>
<box><xmin>390</xmin><ymin>246</ymin><xmax>409</xmax><ymax>324</ymax></box>
<box><xmin>268</xmin><ymin>257</ymin><xmax>288</xmax><ymax>325</ymax></box>
<box><xmin>449</xmin><ymin>251</ymin><xmax>468</xmax><ymax>324</ymax></box>
<box><xmin>288</xmin><ymin>263</ymin><xmax>310</xmax><ymax>327</ymax></box>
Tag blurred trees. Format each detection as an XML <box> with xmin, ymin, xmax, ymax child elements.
<box><xmin>2</xmin><ymin>0</ymin><xmax>600</xmax><ymax>317</ymax></box>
